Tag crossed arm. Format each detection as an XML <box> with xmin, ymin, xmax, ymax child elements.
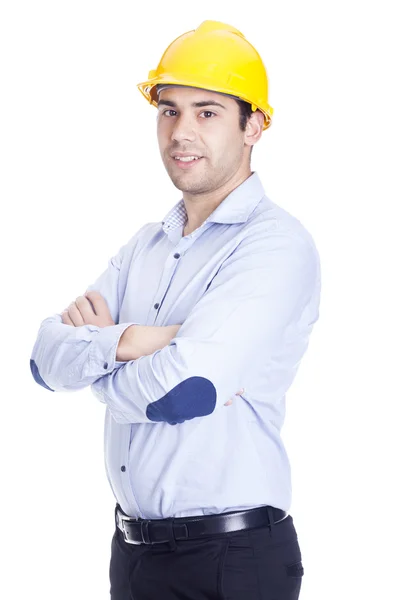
<box><xmin>59</xmin><ymin>289</ymin><xmax>180</xmax><ymax>361</ymax></box>
<box><xmin>60</xmin><ymin>290</ymin><xmax>238</xmax><ymax>404</ymax></box>
<box><xmin>31</xmin><ymin>229</ymin><xmax>317</xmax><ymax>423</ymax></box>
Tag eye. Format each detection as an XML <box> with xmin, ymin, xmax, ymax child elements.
<box><xmin>200</xmin><ymin>111</ymin><xmax>216</xmax><ymax>119</ymax></box>
<box><xmin>162</xmin><ymin>109</ymin><xmax>177</xmax><ymax>117</ymax></box>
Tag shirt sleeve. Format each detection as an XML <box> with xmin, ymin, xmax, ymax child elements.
<box><xmin>90</xmin><ymin>226</ymin><xmax>319</xmax><ymax>425</ymax></box>
<box><xmin>30</xmin><ymin>238</ymin><xmax>141</xmax><ymax>393</ymax></box>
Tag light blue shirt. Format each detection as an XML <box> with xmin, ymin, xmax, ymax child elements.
<box><xmin>30</xmin><ymin>172</ymin><xmax>321</xmax><ymax>518</ymax></box>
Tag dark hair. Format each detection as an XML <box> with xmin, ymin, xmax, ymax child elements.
<box><xmin>235</xmin><ymin>99</ymin><xmax>253</xmax><ymax>131</ymax></box>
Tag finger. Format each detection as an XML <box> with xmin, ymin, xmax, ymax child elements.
<box><xmin>61</xmin><ymin>310</ymin><xmax>74</xmax><ymax>326</ymax></box>
<box><xmin>224</xmin><ymin>399</ymin><xmax>233</xmax><ymax>406</ymax></box>
<box><xmin>75</xmin><ymin>295</ymin><xmax>98</xmax><ymax>323</ymax></box>
<box><xmin>84</xmin><ymin>290</ymin><xmax>111</xmax><ymax>319</ymax></box>
<box><xmin>67</xmin><ymin>301</ymin><xmax>85</xmax><ymax>327</ymax></box>
<box><xmin>83</xmin><ymin>291</ymin><xmax>97</xmax><ymax>313</ymax></box>
<box><xmin>236</xmin><ymin>388</ymin><xmax>245</xmax><ymax>395</ymax></box>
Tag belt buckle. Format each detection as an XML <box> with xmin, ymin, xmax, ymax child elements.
<box><xmin>117</xmin><ymin>511</ymin><xmax>143</xmax><ymax>545</ymax></box>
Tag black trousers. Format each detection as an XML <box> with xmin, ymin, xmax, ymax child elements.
<box><xmin>109</xmin><ymin>504</ymin><xmax>304</xmax><ymax>599</ymax></box>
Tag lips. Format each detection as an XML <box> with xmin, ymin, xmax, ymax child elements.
<box><xmin>171</xmin><ymin>155</ymin><xmax>203</xmax><ymax>169</ymax></box>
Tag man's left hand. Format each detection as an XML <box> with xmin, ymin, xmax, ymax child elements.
<box><xmin>61</xmin><ymin>290</ymin><xmax>115</xmax><ymax>328</ymax></box>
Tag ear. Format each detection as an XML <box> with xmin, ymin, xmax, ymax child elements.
<box><xmin>244</xmin><ymin>110</ymin><xmax>264</xmax><ymax>148</ymax></box>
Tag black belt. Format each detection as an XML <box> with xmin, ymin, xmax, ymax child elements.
<box><xmin>115</xmin><ymin>503</ymin><xmax>288</xmax><ymax>546</ymax></box>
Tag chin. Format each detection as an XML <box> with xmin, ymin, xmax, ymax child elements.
<box><xmin>167</xmin><ymin>171</ymin><xmax>197</xmax><ymax>190</ymax></box>
<box><xmin>171</xmin><ymin>179</ymin><xmax>197</xmax><ymax>193</ymax></box>
<box><xmin>172</xmin><ymin>178</ymin><xmax>209</xmax><ymax>195</ymax></box>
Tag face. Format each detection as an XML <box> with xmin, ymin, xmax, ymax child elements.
<box><xmin>156</xmin><ymin>86</ymin><xmax>251</xmax><ymax>196</ymax></box>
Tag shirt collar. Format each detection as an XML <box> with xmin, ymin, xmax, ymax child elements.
<box><xmin>161</xmin><ymin>171</ymin><xmax>266</xmax><ymax>233</ymax></box>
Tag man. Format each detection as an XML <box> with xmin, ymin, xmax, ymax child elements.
<box><xmin>30</xmin><ymin>20</ymin><xmax>321</xmax><ymax>600</ymax></box>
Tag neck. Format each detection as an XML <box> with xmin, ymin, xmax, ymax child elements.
<box><xmin>183</xmin><ymin>166</ymin><xmax>252</xmax><ymax>235</ymax></box>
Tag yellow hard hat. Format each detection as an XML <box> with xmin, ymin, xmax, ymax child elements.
<box><xmin>137</xmin><ymin>20</ymin><xmax>273</xmax><ymax>130</ymax></box>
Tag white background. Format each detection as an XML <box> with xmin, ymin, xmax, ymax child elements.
<box><xmin>1</xmin><ymin>1</ymin><xmax>399</xmax><ymax>598</ymax></box>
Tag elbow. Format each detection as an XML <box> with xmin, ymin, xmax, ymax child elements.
<box><xmin>30</xmin><ymin>359</ymin><xmax>55</xmax><ymax>392</ymax></box>
<box><xmin>146</xmin><ymin>376</ymin><xmax>216</xmax><ymax>425</ymax></box>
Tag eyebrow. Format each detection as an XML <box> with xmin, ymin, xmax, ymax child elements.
<box><xmin>157</xmin><ymin>99</ymin><xmax>227</xmax><ymax>110</ymax></box>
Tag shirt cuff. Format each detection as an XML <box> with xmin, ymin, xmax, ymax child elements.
<box><xmin>88</xmin><ymin>322</ymin><xmax>140</xmax><ymax>375</ymax></box>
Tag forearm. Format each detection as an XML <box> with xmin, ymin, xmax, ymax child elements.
<box><xmin>30</xmin><ymin>313</ymin><xmax>136</xmax><ymax>392</ymax></box>
<box><xmin>116</xmin><ymin>324</ymin><xmax>181</xmax><ymax>361</ymax></box>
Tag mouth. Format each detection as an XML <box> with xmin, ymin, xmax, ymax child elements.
<box><xmin>171</xmin><ymin>155</ymin><xmax>203</xmax><ymax>170</ymax></box>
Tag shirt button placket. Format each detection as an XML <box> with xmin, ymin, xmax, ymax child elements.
<box><xmin>119</xmin><ymin>428</ymin><xmax>143</xmax><ymax>518</ymax></box>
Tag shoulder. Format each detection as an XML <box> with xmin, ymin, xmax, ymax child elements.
<box><xmin>249</xmin><ymin>195</ymin><xmax>320</xmax><ymax>261</ymax></box>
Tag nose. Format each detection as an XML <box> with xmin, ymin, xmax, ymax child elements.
<box><xmin>171</xmin><ymin>114</ymin><xmax>196</xmax><ymax>143</ymax></box>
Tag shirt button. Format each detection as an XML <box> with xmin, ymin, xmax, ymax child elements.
<box><xmin>173</xmin><ymin>253</ymin><xmax>180</xmax><ymax>259</ymax></box>
<box><xmin>121</xmin><ymin>466</ymin><xmax>126</xmax><ymax>472</ymax></box>
<box><xmin>154</xmin><ymin>303</ymin><xmax>159</xmax><ymax>309</ymax></box>
<box><xmin>103</xmin><ymin>362</ymin><xmax>108</xmax><ymax>369</ymax></box>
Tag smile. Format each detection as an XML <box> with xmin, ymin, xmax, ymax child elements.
<box><xmin>172</xmin><ymin>156</ymin><xmax>203</xmax><ymax>169</ymax></box>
